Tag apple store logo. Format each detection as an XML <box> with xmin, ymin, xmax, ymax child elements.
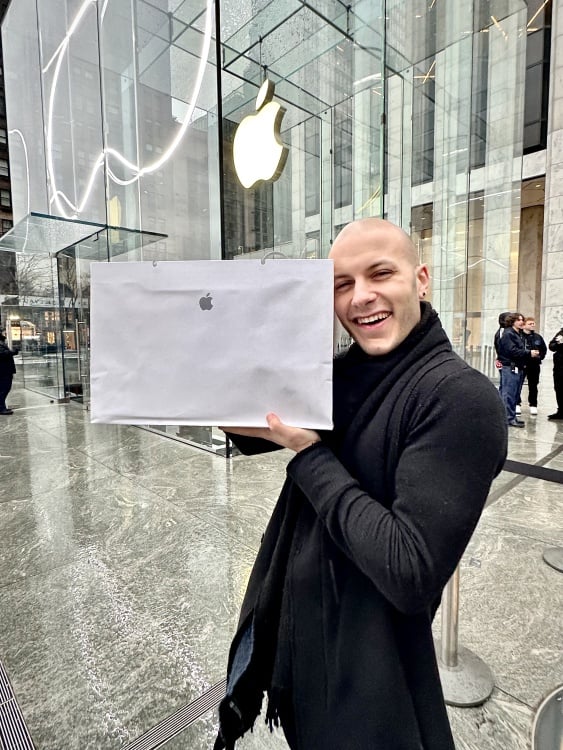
<box><xmin>233</xmin><ymin>79</ymin><xmax>289</xmax><ymax>189</ymax></box>
<box><xmin>199</xmin><ymin>293</ymin><xmax>213</xmax><ymax>310</ymax></box>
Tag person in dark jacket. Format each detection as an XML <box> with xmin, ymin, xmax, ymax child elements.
<box><xmin>493</xmin><ymin>311</ymin><xmax>515</xmax><ymax>396</ymax></box>
<box><xmin>496</xmin><ymin>312</ymin><xmax>540</xmax><ymax>427</ymax></box>
<box><xmin>0</xmin><ymin>333</ymin><xmax>16</xmax><ymax>415</ymax></box>
<box><xmin>547</xmin><ymin>326</ymin><xmax>563</xmax><ymax>420</ymax></box>
<box><xmin>214</xmin><ymin>218</ymin><xmax>507</xmax><ymax>750</ymax></box>
<box><xmin>520</xmin><ymin>317</ymin><xmax>547</xmax><ymax>414</ymax></box>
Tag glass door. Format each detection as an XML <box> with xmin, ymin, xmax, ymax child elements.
<box><xmin>57</xmin><ymin>241</ymin><xmax>99</xmax><ymax>409</ymax></box>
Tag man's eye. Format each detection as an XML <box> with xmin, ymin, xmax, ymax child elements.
<box><xmin>335</xmin><ymin>281</ymin><xmax>352</xmax><ymax>291</ymax></box>
<box><xmin>373</xmin><ymin>270</ymin><xmax>392</xmax><ymax>279</ymax></box>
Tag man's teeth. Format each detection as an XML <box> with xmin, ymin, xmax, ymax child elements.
<box><xmin>357</xmin><ymin>313</ymin><xmax>390</xmax><ymax>325</ymax></box>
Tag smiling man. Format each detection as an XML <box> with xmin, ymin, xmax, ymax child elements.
<box><xmin>215</xmin><ymin>218</ymin><xmax>508</xmax><ymax>750</ymax></box>
<box><xmin>331</xmin><ymin>218</ymin><xmax>429</xmax><ymax>356</ymax></box>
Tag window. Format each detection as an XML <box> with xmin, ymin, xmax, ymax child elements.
<box><xmin>523</xmin><ymin>0</ymin><xmax>552</xmax><ymax>153</ymax></box>
<box><xmin>411</xmin><ymin>57</ymin><xmax>436</xmax><ymax>185</ymax></box>
<box><xmin>0</xmin><ymin>159</ymin><xmax>9</xmax><ymax>177</ymax></box>
<box><xmin>304</xmin><ymin>117</ymin><xmax>320</xmax><ymax>217</ymax></box>
<box><xmin>469</xmin><ymin>31</ymin><xmax>489</xmax><ymax>169</ymax></box>
<box><xmin>0</xmin><ymin>128</ymin><xmax>6</xmax><ymax>145</ymax></box>
<box><xmin>2</xmin><ymin>219</ymin><xmax>12</xmax><ymax>233</ymax></box>
<box><xmin>1</xmin><ymin>189</ymin><xmax>11</xmax><ymax>208</ymax></box>
<box><xmin>334</xmin><ymin>98</ymin><xmax>353</xmax><ymax>209</ymax></box>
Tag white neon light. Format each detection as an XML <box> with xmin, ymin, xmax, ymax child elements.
<box><xmin>7</xmin><ymin>128</ymin><xmax>30</xmax><ymax>250</ymax></box>
<box><xmin>42</xmin><ymin>0</ymin><xmax>97</xmax><ymax>74</ymax></box>
<box><xmin>44</xmin><ymin>0</ymin><xmax>214</xmax><ymax>218</ymax></box>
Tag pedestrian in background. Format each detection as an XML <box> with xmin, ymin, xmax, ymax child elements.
<box><xmin>496</xmin><ymin>313</ymin><xmax>540</xmax><ymax>427</ymax></box>
<box><xmin>520</xmin><ymin>317</ymin><xmax>547</xmax><ymax>415</ymax></box>
<box><xmin>0</xmin><ymin>332</ymin><xmax>16</xmax><ymax>415</ymax></box>
<box><xmin>494</xmin><ymin>311</ymin><xmax>514</xmax><ymax>396</ymax></box>
<box><xmin>547</xmin><ymin>326</ymin><xmax>563</xmax><ymax>420</ymax></box>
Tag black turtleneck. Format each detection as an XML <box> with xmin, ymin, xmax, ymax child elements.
<box><xmin>330</xmin><ymin>302</ymin><xmax>440</xmax><ymax>443</ymax></box>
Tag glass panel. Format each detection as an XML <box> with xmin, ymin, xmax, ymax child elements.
<box><xmin>36</xmin><ymin>0</ymin><xmax>107</xmax><ymax>223</ymax></box>
<box><xmin>0</xmin><ymin>212</ymin><xmax>105</xmax><ymax>254</ymax></box>
<box><xmin>429</xmin><ymin>34</ymin><xmax>474</xmax><ymax>350</ymax></box>
<box><xmin>473</xmin><ymin>7</ymin><xmax>527</xmax><ymax>375</ymax></box>
<box><xmin>387</xmin><ymin>1</ymin><xmax>526</xmax><ymax>376</ymax></box>
<box><xmin>220</xmin><ymin>0</ymin><xmax>384</xmax><ymax>263</ymax></box>
<box><xmin>99</xmin><ymin>0</ymin><xmax>219</xmax><ymax>262</ymax></box>
<box><xmin>2</xmin><ymin>261</ymin><xmax>64</xmax><ymax>401</ymax></box>
<box><xmin>2</xmin><ymin>0</ymin><xmax>49</xmax><ymax>222</ymax></box>
<box><xmin>57</xmin><ymin>238</ymin><xmax>108</xmax><ymax>407</ymax></box>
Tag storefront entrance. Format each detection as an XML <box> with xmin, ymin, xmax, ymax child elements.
<box><xmin>0</xmin><ymin>213</ymin><xmax>165</xmax><ymax>408</ymax></box>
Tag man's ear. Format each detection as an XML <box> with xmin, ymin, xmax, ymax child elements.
<box><xmin>416</xmin><ymin>264</ymin><xmax>430</xmax><ymax>299</ymax></box>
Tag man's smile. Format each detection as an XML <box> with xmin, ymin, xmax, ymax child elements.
<box><xmin>354</xmin><ymin>311</ymin><xmax>392</xmax><ymax>327</ymax></box>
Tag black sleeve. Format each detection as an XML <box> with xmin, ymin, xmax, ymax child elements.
<box><xmin>549</xmin><ymin>330</ymin><xmax>563</xmax><ymax>353</ymax></box>
<box><xmin>286</xmin><ymin>371</ymin><xmax>507</xmax><ymax>615</ymax></box>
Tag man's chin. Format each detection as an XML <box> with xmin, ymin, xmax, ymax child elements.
<box><xmin>356</xmin><ymin>336</ymin><xmax>394</xmax><ymax>357</ymax></box>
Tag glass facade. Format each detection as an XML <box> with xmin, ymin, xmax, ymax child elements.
<box><xmin>0</xmin><ymin>0</ymin><xmax>532</xmax><ymax>449</ymax></box>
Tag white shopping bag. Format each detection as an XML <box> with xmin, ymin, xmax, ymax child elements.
<box><xmin>90</xmin><ymin>259</ymin><xmax>334</xmax><ymax>428</ymax></box>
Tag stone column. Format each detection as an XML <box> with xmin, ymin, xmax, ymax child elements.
<box><xmin>542</xmin><ymin>0</ymin><xmax>563</xmax><ymax>336</ymax></box>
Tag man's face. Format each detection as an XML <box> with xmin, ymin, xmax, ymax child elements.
<box><xmin>524</xmin><ymin>319</ymin><xmax>535</xmax><ymax>333</ymax></box>
<box><xmin>513</xmin><ymin>315</ymin><xmax>525</xmax><ymax>331</ymax></box>
<box><xmin>329</xmin><ymin>220</ymin><xmax>429</xmax><ymax>357</ymax></box>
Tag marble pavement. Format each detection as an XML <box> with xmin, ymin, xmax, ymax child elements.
<box><xmin>0</xmin><ymin>373</ymin><xmax>561</xmax><ymax>750</ymax></box>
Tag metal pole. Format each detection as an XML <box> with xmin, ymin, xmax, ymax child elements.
<box><xmin>435</xmin><ymin>564</ymin><xmax>495</xmax><ymax>707</ymax></box>
<box><xmin>440</xmin><ymin>566</ymin><xmax>460</xmax><ymax>668</ymax></box>
<box><xmin>542</xmin><ymin>547</ymin><xmax>563</xmax><ymax>573</ymax></box>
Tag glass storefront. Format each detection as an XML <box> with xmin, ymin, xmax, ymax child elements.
<box><xmin>0</xmin><ymin>0</ymin><xmax>529</xmax><ymax>451</ymax></box>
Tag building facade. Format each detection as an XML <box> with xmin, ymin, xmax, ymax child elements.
<box><xmin>0</xmin><ymin>0</ymin><xmax>559</xmax><ymax>449</ymax></box>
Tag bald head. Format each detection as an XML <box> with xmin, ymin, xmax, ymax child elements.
<box><xmin>329</xmin><ymin>218</ymin><xmax>419</xmax><ymax>267</ymax></box>
<box><xmin>328</xmin><ymin>217</ymin><xmax>429</xmax><ymax>356</ymax></box>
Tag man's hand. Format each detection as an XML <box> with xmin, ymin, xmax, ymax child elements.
<box><xmin>221</xmin><ymin>413</ymin><xmax>321</xmax><ymax>453</ymax></box>
<box><xmin>531</xmin><ymin>349</ymin><xmax>540</xmax><ymax>358</ymax></box>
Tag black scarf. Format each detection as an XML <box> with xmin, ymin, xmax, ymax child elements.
<box><xmin>329</xmin><ymin>302</ymin><xmax>438</xmax><ymax>444</ymax></box>
<box><xmin>214</xmin><ymin>303</ymin><xmax>449</xmax><ymax>750</ymax></box>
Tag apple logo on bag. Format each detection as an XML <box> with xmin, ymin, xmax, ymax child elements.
<box><xmin>199</xmin><ymin>293</ymin><xmax>213</xmax><ymax>310</ymax></box>
<box><xmin>233</xmin><ymin>79</ymin><xmax>289</xmax><ymax>189</ymax></box>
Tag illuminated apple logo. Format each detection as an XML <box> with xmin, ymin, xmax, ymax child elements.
<box><xmin>199</xmin><ymin>293</ymin><xmax>213</xmax><ymax>310</ymax></box>
<box><xmin>233</xmin><ymin>79</ymin><xmax>289</xmax><ymax>189</ymax></box>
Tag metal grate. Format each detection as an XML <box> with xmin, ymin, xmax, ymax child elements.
<box><xmin>123</xmin><ymin>678</ymin><xmax>226</xmax><ymax>750</ymax></box>
<box><xmin>0</xmin><ymin>662</ymin><xmax>35</xmax><ymax>750</ymax></box>
<box><xmin>0</xmin><ymin>656</ymin><xmax>226</xmax><ymax>750</ymax></box>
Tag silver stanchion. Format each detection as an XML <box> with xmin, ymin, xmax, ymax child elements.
<box><xmin>435</xmin><ymin>566</ymin><xmax>495</xmax><ymax>707</ymax></box>
<box><xmin>542</xmin><ymin>547</ymin><xmax>563</xmax><ymax>573</ymax></box>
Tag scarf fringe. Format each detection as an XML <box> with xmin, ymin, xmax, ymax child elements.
<box><xmin>265</xmin><ymin>687</ymin><xmax>282</xmax><ymax>732</ymax></box>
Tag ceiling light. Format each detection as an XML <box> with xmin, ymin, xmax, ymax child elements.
<box><xmin>527</xmin><ymin>0</ymin><xmax>550</xmax><ymax>30</ymax></box>
<box><xmin>353</xmin><ymin>73</ymin><xmax>382</xmax><ymax>86</ymax></box>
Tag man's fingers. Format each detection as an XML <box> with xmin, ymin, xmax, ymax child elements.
<box><xmin>266</xmin><ymin>412</ymin><xmax>281</xmax><ymax>430</ymax></box>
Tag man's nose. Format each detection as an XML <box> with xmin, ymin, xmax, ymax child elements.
<box><xmin>351</xmin><ymin>279</ymin><xmax>376</xmax><ymax>307</ymax></box>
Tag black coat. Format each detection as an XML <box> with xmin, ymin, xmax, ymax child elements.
<box><xmin>549</xmin><ymin>328</ymin><xmax>563</xmax><ymax>370</ymax></box>
<box><xmin>0</xmin><ymin>341</ymin><xmax>16</xmax><ymax>377</ymax></box>
<box><xmin>219</xmin><ymin>310</ymin><xmax>507</xmax><ymax>750</ymax></box>
<box><xmin>496</xmin><ymin>327</ymin><xmax>529</xmax><ymax>367</ymax></box>
<box><xmin>522</xmin><ymin>331</ymin><xmax>547</xmax><ymax>366</ymax></box>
